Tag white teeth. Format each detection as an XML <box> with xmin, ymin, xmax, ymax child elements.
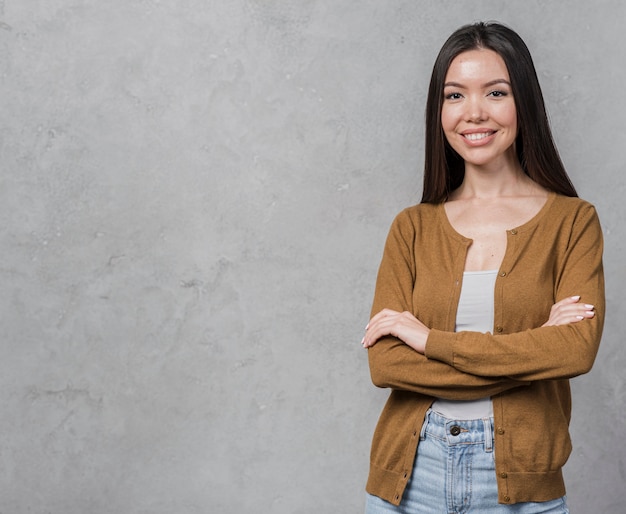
<box><xmin>464</xmin><ymin>132</ymin><xmax>492</xmax><ymax>141</ymax></box>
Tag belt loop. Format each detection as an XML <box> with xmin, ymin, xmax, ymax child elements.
<box><xmin>483</xmin><ymin>417</ymin><xmax>493</xmax><ymax>453</ymax></box>
<box><xmin>420</xmin><ymin>409</ymin><xmax>431</xmax><ymax>441</ymax></box>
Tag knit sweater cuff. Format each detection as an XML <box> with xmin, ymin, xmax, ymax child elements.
<box><xmin>424</xmin><ymin>329</ymin><xmax>456</xmax><ymax>364</ymax></box>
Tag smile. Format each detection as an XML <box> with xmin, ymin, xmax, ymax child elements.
<box><xmin>463</xmin><ymin>131</ymin><xmax>495</xmax><ymax>141</ymax></box>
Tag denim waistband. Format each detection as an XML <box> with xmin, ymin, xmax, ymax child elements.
<box><xmin>420</xmin><ymin>408</ymin><xmax>493</xmax><ymax>452</ymax></box>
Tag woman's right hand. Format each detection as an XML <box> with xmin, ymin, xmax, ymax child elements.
<box><xmin>542</xmin><ymin>295</ymin><xmax>595</xmax><ymax>327</ymax></box>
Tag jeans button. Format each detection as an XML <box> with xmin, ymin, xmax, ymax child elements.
<box><xmin>450</xmin><ymin>425</ymin><xmax>461</xmax><ymax>436</ymax></box>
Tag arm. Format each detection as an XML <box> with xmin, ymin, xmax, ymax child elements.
<box><xmin>425</xmin><ymin>205</ymin><xmax>605</xmax><ymax>381</ymax></box>
<box><xmin>366</xmin><ymin>210</ymin><xmax>530</xmax><ymax>399</ymax></box>
<box><xmin>368</xmin><ymin>335</ymin><xmax>528</xmax><ymax>400</ymax></box>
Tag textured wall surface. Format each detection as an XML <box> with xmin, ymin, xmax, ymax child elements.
<box><xmin>1</xmin><ymin>1</ymin><xmax>624</xmax><ymax>513</ymax></box>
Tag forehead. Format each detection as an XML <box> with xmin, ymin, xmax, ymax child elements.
<box><xmin>445</xmin><ymin>49</ymin><xmax>510</xmax><ymax>83</ymax></box>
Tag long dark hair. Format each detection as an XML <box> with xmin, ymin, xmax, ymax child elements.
<box><xmin>421</xmin><ymin>22</ymin><xmax>577</xmax><ymax>203</ymax></box>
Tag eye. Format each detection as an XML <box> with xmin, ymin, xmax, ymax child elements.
<box><xmin>488</xmin><ymin>90</ymin><xmax>509</xmax><ymax>98</ymax></box>
<box><xmin>444</xmin><ymin>92</ymin><xmax>463</xmax><ymax>100</ymax></box>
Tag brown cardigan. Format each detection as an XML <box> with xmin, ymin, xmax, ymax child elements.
<box><xmin>366</xmin><ymin>192</ymin><xmax>605</xmax><ymax>505</ymax></box>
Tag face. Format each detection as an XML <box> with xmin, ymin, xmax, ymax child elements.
<box><xmin>441</xmin><ymin>49</ymin><xmax>518</xmax><ymax>171</ymax></box>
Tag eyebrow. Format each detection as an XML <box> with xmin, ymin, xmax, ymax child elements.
<box><xmin>444</xmin><ymin>79</ymin><xmax>511</xmax><ymax>89</ymax></box>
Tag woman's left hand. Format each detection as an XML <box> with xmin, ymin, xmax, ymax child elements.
<box><xmin>361</xmin><ymin>309</ymin><xmax>430</xmax><ymax>354</ymax></box>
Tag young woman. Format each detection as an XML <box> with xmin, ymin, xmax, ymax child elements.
<box><xmin>361</xmin><ymin>22</ymin><xmax>604</xmax><ymax>513</ymax></box>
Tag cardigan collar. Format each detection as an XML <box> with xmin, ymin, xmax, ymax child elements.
<box><xmin>435</xmin><ymin>191</ymin><xmax>557</xmax><ymax>243</ymax></box>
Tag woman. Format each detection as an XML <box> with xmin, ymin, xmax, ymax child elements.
<box><xmin>361</xmin><ymin>22</ymin><xmax>604</xmax><ymax>513</ymax></box>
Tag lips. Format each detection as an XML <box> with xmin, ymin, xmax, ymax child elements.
<box><xmin>462</xmin><ymin>131</ymin><xmax>495</xmax><ymax>141</ymax></box>
<box><xmin>460</xmin><ymin>129</ymin><xmax>497</xmax><ymax>146</ymax></box>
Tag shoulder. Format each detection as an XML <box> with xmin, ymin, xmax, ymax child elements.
<box><xmin>544</xmin><ymin>195</ymin><xmax>603</xmax><ymax>245</ymax></box>
<box><xmin>383</xmin><ymin>202</ymin><xmax>442</xmax><ymax>247</ymax></box>
<box><xmin>549</xmin><ymin>194</ymin><xmax>601</xmax><ymax>223</ymax></box>
<box><xmin>551</xmin><ymin>194</ymin><xmax>596</xmax><ymax>211</ymax></box>
<box><xmin>392</xmin><ymin>202</ymin><xmax>441</xmax><ymax>226</ymax></box>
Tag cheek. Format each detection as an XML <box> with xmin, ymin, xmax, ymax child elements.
<box><xmin>500</xmin><ymin>103</ymin><xmax>518</xmax><ymax>130</ymax></box>
<box><xmin>440</xmin><ymin>107</ymin><xmax>456</xmax><ymax>133</ymax></box>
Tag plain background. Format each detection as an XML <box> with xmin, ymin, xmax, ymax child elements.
<box><xmin>1</xmin><ymin>1</ymin><xmax>624</xmax><ymax>512</ymax></box>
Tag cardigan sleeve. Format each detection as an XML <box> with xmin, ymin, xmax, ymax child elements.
<box><xmin>367</xmin><ymin>210</ymin><xmax>530</xmax><ymax>400</ymax></box>
<box><xmin>425</xmin><ymin>203</ymin><xmax>605</xmax><ymax>381</ymax></box>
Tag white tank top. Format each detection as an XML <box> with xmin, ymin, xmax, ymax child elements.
<box><xmin>431</xmin><ymin>269</ymin><xmax>498</xmax><ymax>420</ymax></box>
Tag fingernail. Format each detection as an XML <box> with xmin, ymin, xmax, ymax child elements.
<box><xmin>571</xmin><ymin>295</ymin><xmax>581</xmax><ymax>300</ymax></box>
<box><xmin>576</xmin><ymin>315</ymin><xmax>584</xmax><ymax>320</ymax></box>
<box><xmin>585</xmin><ymin>304</ymin><xmax>594</xmax><ymax>309</ymax></box>
<box><xmin>586</xmin><ymin>311</ymin><xmax>595</xmax><ymax>316</ymax></box>
<box><xmin>360</xmin><ymin>337</ymin><xmax>365</xmax><ymax>346</ymax></box>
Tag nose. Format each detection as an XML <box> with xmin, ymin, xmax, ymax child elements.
<box><xmin>465</xmin><ymin>96</ymin><xmax>487</xmax><ymax>122</ymax></box>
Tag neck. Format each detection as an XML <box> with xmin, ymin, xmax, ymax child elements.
<box><xmin>454</xmin><ymin>157</ymin><xmax>539</xmax><ymax>200</ymax></box>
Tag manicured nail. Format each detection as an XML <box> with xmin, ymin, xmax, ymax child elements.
<box><xmin>585</xmin><ymin>304</ymin><xmax>594</xmax><ymax>309</ymax></box>
<box><xmin>576</xmin><ymin>316</ymin><xmax>584</xmax><ymax>320</ymax></box>
<box><xmin>571</xmin><ymin>295</ymin><xmax>581</xmax><ymax>300</ymax></box>
<box><xmin>586</xmin><ymin>311</ymin><xmax>595</xmax><ymax>316</ymax></box>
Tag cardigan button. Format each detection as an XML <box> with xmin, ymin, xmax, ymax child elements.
<box><xmin>497</xmin><ymin>427</ymin><xmax>505</xmax><ymax>435</ymax></box>
<box><xmin>504</xmin><ymin>495</ymin><xmax>511</xmax><ymax>503</ymax></box>
<box><xmin>499</xmin><ymin>271</ymin><xmax>507</xmax><ymax>277</ymax></box>
<box><xmin>496</xmin><ymin>326</ymin><xmax>503</xmax><ymax>333</ymax></box>
<box><xmin>500</xmin><ymin>472</ymin><xmax>508</xmax><ymax>478</ymax></box>
<box><xmin>510</xmin><ymin>229</ymin><xmax>518</xmax><ymax>235</ymax></box>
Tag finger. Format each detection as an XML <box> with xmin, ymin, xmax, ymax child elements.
<box><xmin>364</xmin><ymin>311</ymin><xmax>415</xmax><ymax>348</ymax></box>
<box><xmin>362</xmin><ymin>317</ymin><xmax>396</xmax><ymax>348</ymax></box>
<box><xmin>546</xmin><ymin>310</ymin><xmax>595</xmax><ymax>327</ymax></box>
<box><xmin>554</xmin><ymin>305</ymin><xmax>595</xmax><ymax>318</ymax></box>
<box><xmin>553</xmin><ymin>295</ymin><xmax>581</xmax><ymax>309</ymax></box>
<box><xmin>366</xmin><ymin>308</ymin><xmax>399</xmax><ymax>329</ymax></box>
<box><xmin>566</xmin><ymin>311</ymin><xmax>595</xmax><ymax>322</ymax></box>
<box><xmin>362</xmin><ymin>320</ymin><xmax>384</xmax><ymax>346</ymax></box>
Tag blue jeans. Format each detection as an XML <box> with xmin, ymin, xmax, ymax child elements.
<box><xmin>365</xmin><ymin>409</ymin><xmax>569</xmax><ymax>513</ymax></box>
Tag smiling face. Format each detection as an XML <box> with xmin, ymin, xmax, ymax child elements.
<box><xmin>441</xmin><ymin>49</ymin><xmax>518</xmax><ymax>172</ymax></box>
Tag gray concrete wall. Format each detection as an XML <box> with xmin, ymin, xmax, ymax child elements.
<box><xmin>1</xmin><ymin>1</ymin><xmax>623</xmax><ymax>512</ymax></box>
